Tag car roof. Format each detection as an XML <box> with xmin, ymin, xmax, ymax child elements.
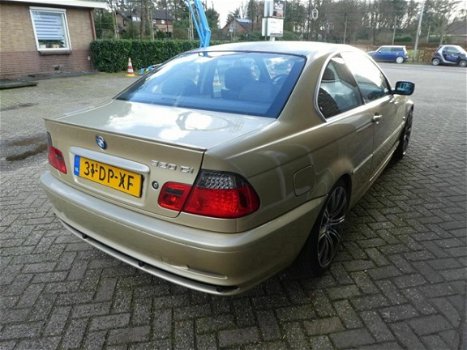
<box><xmin>442</xmin><ymin>45</ymin><xmax>463</xmax><ymax>49</ymax></box>
<box><xmin>379</xmin><ymin>45</ymin><xmax>405</xmax><ymax>48</ymax></box>
<box><xmin>193</xmin><ymin>41</ymin><xmax>359</xmax><ymax>59</ymax></box>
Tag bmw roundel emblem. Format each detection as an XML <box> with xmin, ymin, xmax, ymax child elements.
<box><xmin>96</xmin><ymin>135</ymin><xmax>107</xmax><ymax>150</ymax></box>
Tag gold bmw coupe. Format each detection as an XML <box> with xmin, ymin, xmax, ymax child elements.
<box><xmin>41</xmin><ymin>42</ymin><xmax>414</xmax><ymax>295</ymax></box>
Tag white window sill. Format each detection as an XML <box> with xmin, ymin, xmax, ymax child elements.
<box><xmin>38</xmin><ymin>49</ymin><xmax>71</xmax><ymax>55</ymax></box>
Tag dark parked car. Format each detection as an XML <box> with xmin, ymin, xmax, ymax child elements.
<box><xmin>41</xmin><ymin>42</ymin><xmax>415</xmax><ymax>295</ymax></box>
<box><xmin>368</xmin><ymin>45</ymin><xmax>408</xmax><ymax>63</ymax></box>
<box><xmin>431</xmin><ymin>45</ymin><xmax>467</xmax><ymax>67</ymax></box>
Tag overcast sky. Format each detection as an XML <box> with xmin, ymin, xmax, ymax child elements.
<box><xmin>210</xmin><ymin>0</ymin><xmax>246</xmax><ymax>28</ymax></box>
<box><xmin>209</xmin><ymin>0</ymin><xmax>467</xmax><ymax>28</ymax></box>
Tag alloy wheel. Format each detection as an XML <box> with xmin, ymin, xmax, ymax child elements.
<box><xmin>317</xmin><ymin>185</ymin><xmax>347</xmax><ymax>267</ymax></box>
<box><xmin>401</xmin><ymin>116</ymin><xmax>413</xmax><ymax>155</ymax></box>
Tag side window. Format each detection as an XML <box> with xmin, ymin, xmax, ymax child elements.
<box><xmin>317</xmin><ymin>55</ymin><xmax>363</xmax><ymax>118</ymax></box>
<box><xmin>342</xmin><ymin>52</ymin><xmax>391</xmax><ymax>103</ymax></box>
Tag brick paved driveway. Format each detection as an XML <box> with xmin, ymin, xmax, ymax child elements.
<box><xmin>1</xmin><ymin>67</ymin><xmax>466</xmax><ymax>349</ymax></box>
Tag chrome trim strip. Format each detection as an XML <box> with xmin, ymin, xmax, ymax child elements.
<box><xmin>70</xmin><ymin>146</ymin><xmax>150</xmax><ymax>173</ymax></box>
<box><xmin>373</xmin><ymin>123</ymin><xmax>403</xmax><ymax>156</ymax></box>
<box><xmin>356</xmin><ymin>121</ymin><xmax>372</xmax><ymax>133</ymax></box>
<box><xmin>370</xmin><ymin>142</ymin><xmax>398</xmax><ymax>183</ymax></box>
<box><xmin>352</xmin><ymin>153</ymin><xmax>373</xmax><ymax>175</ymax></box>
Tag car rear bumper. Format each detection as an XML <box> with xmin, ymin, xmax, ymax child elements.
<box><xmin>41</xmin><ymin>171</ymin><xmax>324</xmax><ymax>295</ymax></box>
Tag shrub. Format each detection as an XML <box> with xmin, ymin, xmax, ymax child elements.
<box><xmin>90</xmin><ymin>39</ymin><xmax>201</xmax><ymax>72</ymax></box>
<box><xmin>280</xmin><ymin>31</ymin><xmax>301</xmax><ymax>41</ymax></box>
<box><xmin>394</xmin><ymin>35</ymin><xmax>413</xmax><ymax>43</ymax></box>
<box><xmin>90</xmin><ymin>40</ymin><xmax>132</xmax><ymax>72</ymax></box>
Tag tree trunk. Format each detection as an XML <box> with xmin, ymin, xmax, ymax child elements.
<box><xmin>439</xmin><ymin>19</ymin><xmax>445</xmax><ymax>45</ymax></box>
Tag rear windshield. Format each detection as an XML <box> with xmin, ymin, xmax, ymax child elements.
<box><xmin>117</xmin><ymin>51</ymin><xmax>305</xmax><ymax>118</ymax></box>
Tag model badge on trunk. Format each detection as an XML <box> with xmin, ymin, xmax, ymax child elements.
<box><xmin>151</xmin><ymin>160</ymin><xmax>194</xmax><ymax>174</ymax></box>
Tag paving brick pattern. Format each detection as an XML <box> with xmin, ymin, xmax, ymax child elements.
<box><xmin>0</xmin><ymin>67</ymin><xmax>466</xmax><ymax>349</ymax></box>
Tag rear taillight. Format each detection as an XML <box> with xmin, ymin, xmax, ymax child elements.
<box><xmin>158</xmin><ymin>182</ymin><xmax>192</xmax><ymax>211</ymax></box>
<box><xmin>158</xmin><ymin>171</ymin><xmax>260</xmax><ymax>218</ymax></box>
<box><xmin>47</xmin><ymin>133</ymin><xmax>67</xmax><ymax>174</ymax></box>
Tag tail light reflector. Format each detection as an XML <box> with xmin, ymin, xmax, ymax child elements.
<box><xmin>158</xmin><ymin>182</ymin><xmax>192</xmax><ymax>211</ymax></box>
<box><xmin>47</xmin><ymin>133</ymin><xmax>67</xmax><ymax>174</ymax></box>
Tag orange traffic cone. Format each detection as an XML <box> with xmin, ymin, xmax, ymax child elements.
<box><xmin>127</xmin><ymin>58</ymin><xmax>135</xmax><ymax>77</ymax></box>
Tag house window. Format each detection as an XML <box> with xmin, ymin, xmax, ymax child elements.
<box><xmin>30</xmin><ymin>7</ymin><xmax>71</xmax><ymax>50</ymax></box>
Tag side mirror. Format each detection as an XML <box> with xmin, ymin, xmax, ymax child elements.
<box><xmin>394</xmin><ymin>81</ymin><xmax>415</xmax><ymax>96</ymax></box>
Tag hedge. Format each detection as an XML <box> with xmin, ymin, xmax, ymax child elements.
<box><xmin>90</xmin><ymin>39</ymin><xmax>201</xmax><ymax>73</ymax></box>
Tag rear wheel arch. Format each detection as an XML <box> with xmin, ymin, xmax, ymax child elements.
<box><xmin>393</xmin><ymin>106</ymin><xmax>414</xmax><ymax>161</ymax></box>
<box><xmin>339</xmin><ymin>173</ymin><xmax>353</xmax><ymax>206</ymax></box>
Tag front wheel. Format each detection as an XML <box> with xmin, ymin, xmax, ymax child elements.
<box><xmin>432</xmin><ymin>58</ymin><xmax>440</xmax><ymax>66</ymax></box>
<box><xmin>459</xmin><ymin>60</ymin><xmax>467</xmax><ymax>67</ymax></box>
<box><xmin>394</xmin><ymin>110</ymin><xmax>413</xmax><ymax>160</ymax></box>
<box><xmin>396</xmin><ymin>56</ymin><xmax>404</xmax><ymax>64</ymax></box>
<box><xmin>300</xmin><ymin>180</ymin><xmax>348</xmax><ymax>276</ymax></box>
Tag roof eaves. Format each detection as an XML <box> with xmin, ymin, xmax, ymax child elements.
<box><xmin>3</xmin><ymin>0</ymin><xmax>108</xmax><ymax>9</ymax></box>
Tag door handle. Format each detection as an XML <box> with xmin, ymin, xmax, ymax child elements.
<box><xmin>372</xmin><ymin>114</ymin><xmax>383</xmax><ymax>124</ymax></box>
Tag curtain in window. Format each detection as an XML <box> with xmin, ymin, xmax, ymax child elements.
<box><xmin>31</xmin><ymin>11</ymin><xmax>65</xmax><ymax>42</ymax></box>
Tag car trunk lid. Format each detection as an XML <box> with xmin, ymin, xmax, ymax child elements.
<box><xmin>55</xmin><ymin>99</ymin><xmax>275</xmax><ymax>149</ymax></box>
<box><xmin>45</xmin><ymin>100</ymin><xmax>275</xmax><ymax>218</ymax></box>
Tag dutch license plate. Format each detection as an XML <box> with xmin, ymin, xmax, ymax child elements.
<box><xmin>74</xmin><ymin>156</ymin><xmax>143</xmax><ymax>197</ymax></box>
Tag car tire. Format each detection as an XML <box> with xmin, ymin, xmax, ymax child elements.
<box><xmin>396</xmin><ymin>56</ymin><xmax>404</xmax><ymax>64</ymax></box>
<box><xmin>394</xmin><ymin>110</ymin><xmax>413</xmax><ymax>160</ymax></box>
<box><xmin>459</xmin><ymin>60</ymin><xmax>467</xmax><ymax>67</ymax></box>
<box><xmin>432</xmin><ymin>58</ymin><xmax>440</xmax><ymax>66</ymax></box>
<box><xmin>300</xmin><ymin>179</ymin><xmax>348</xmax><ymax>276</ymax></box>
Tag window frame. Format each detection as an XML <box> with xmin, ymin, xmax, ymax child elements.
<box><xmin>29</xmin><ymin>7</ymin><xmax>72</xmax><ymax>52</ymax></box>
<box><xmin>341</xmin><ymin>51</ymin><xmax>392</xmax><ymax>104</ymax></box>
<box><xmin>378</xmin><ymin>46</ymin><xmax>391</xmax><ymax>53</ymax></box>
<box><xmin>116</xmin><ymin>51</ymin><xmax>305</xmax><ymax>119</ymax></box>
<box><xmin>315</xmin><ymin>53</ymin><xmax>364</xmax><ymax>120</ymax></box>
<box><xmin>444</xmin><ymin>46</ymin><xmax>460</xmax><ymax>55</ymax></box>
